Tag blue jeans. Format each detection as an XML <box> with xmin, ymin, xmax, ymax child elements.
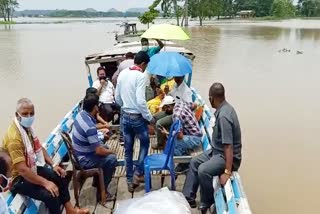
<box><xmin>174</xmin><ymin>135</ymin><xmax>202</xmax><ymax>156</ymax></box>
<box><xmin>79</xmin><ymin>154</ymin><xmax>117</xmax><ymax>191</ymax></box>
<box><xmin>122</xmin><ymin>112</ymin><xmax>150</xmax><ymax>183</ymax></box>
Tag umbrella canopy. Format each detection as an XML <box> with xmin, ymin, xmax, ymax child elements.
<box><xmin>147</xmin><ymin>52</ymin><xmax>192</xmax><ymax>77</ymax></box>
<box><xmin>141</xmin><ymin>24</ymin><xmax>190</xmax><ymax>41</ymax></box>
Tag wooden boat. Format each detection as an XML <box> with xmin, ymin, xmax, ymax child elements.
<box><xmin>6</xmin><ymin>41</ymin><xmax>252</xmax><ymax>214</ymax></box>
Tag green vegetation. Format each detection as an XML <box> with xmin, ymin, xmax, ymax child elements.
<box><xmin>139</xmin><ymin>0</ymin><xmax>160</xmax><ymax>28</ymax></box>
<box><xmin>271</xmin><ymin>0</ymin><xmax>295</xmax><ymax>18</ymax></box>
<box><xmin>142</xmin><ymin>0</ymin><xmax>317</xmax><ymax>26</ymax></box>
<box><xmin>0</xmin><ymin>0</ymin><xmax>18</xmax><ymax>21</ymax></box>
<box><xmin>0</xmin><ymin>20</ymin><xmax>15</xmax><ymax>24</ymax></box>
<box><xmin>297</xmin><ymin>0</ymin><xmax>320</xmax><ymax>17</ymax></box>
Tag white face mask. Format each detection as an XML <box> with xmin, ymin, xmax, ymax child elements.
<box><xmin>0</xmin><ymin>174</ymin><xmax>11</xmax><ymax>192</ymax></box>
<box><xmin>17</xmin><ymin>113</ymin><xmax>35</xmax><ymax>128</ymax></box>
<box><xmin>142</xmin><ymin>45</ymin><xmax>149</xmax><ymax>51</ymax></box>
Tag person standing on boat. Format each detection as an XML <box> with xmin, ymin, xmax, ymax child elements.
<box><xmin>93</xmin><ymin>67</ymin><xmax>120</xmax><ymax>124</ymax></box>
<box><xmin>182</xmin><ymin>83</ymin><xmax>242</xmax><ymax>213</ymax></box>
<box><xmin>72</xmin><ymin>94</ymin><xmax>117</xmax><ymax>201</ymax></box>
<box><xmin>1</xmin><ymin>98</ymin><xmax>89</xmax><ymax>214</ymax></box>
<box><xmin>115</xmin><ymin>51</ymin><xmax>156</xmax><ymax>192</ymax></box>
<box><xmin>141</xmin><ymin>38</ymin><xmax>164</xmax><ymax>58</ymax></box>
<box><xmin>112</xmin><ymin>52</ymin><xmax>134</xmax><ymax>87</ymax></box>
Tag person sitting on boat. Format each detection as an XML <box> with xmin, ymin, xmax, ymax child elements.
<box><xmin>182</xmin><ymin>83</ymin><xmax>242</xmax><ymax>213</ymax></box>
<box><xmin>112</xmin><ymin>52</ymin><xmax>134</xmax><ymax>87</ymax></box>
<box><xmin>72</xmin><ymin>94</ymin><xmax>117</xmax><ymax>201</ymax></box>
<box><xmin>93</xmin><ymin>67</ymin><xmax>121</xmax><ymax>124</ymax></box>
<box><xmin>169</xmin><ymin>76</ymin><xmax>193</xmax><ymax>103</ymax></box>
<box><xmin>80</xmin><ymin>87</ymin><xmax>113</xmax><ymax>141</ymax></box>
<box><xmin>141</xmin><ymin>37</ymin><xmax>164</xmax><ymax>58</ymax></box>
<box><xmin>152</xmin><ymin>77</ymin><xmax>194</xmax><ymax>149</ymax></box>
<box><xmin>0</xmin><ymin>151</ymin><xmax>12</xmax><ymax>214</ymax></box>
<box><xmin>158</xmin><ymin>96</ymin><xmax>202</xmax><ymax>173</ymax></box>
<box><xmin>1</xmin><ymin>98</ymin><xmax>89</xmax><ymax>214</ymax></box>
<box><xmin>115</xmin><ymin>51</ymin><xmax>156</xmax><ymax>193</ymax></box>
<box><xmin>147</xmin><ymin>88</ymin><xmax>165</xmax><ymax>115</ymax></box>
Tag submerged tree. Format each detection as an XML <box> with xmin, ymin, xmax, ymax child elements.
<box><xmin>298</xmin><ymin>0</ymin><xmax>320</xmax><ymax>17</ymax></box>
<box><xmin>271</xmin><ymin>0</ymin><xmax>296</xmax><ymax>18</ymax></box>
<box><xmin>139</xmin><ymin>0</ymin><xmax>161</xmax><ymax>28</ymax></box>
<box><xmin>0</xmin><ymin>0</ymin><xmax>18</xmax><ymax>21</ymax></box>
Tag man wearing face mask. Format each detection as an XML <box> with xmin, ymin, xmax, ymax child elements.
<box><xmin>182</xmin><ymin>83</ymin><xmax>242</xmax><ymax>213</ymax></box>
<box><xmin>141</xmin><ymin>38</ymin><xmax>164</xmax><ymax>58</ymax></box>
<box><xmin>115</xmin><ymin>51</ymin><xmax>156</xmax><ymax>192</ymax></box>
<box><xmin>93</xmin><ymin>67</ymin><xmax>120</xmax><ymax>123</ymax></box>
<box><xmin>0</xmin><ymin>151</ymin><xmax>12</xmax><ymax>214</ymax></box>
<box><xmin>1</xmin><ymin>98</ymin><xmax>89</xmax><ymax>214</ymax></box>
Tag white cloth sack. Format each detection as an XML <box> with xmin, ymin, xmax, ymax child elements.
<box><xmin>114</xmin><ymin>187</ymin><xmax>191</xmax><ymax>214</ymax></box>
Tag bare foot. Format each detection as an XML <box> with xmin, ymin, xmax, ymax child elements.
<box><xmin>73</xmin><ymin>207</ymin><xmax>90</xmax><ymax>214</ymax></box>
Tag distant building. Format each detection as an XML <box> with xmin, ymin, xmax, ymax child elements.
<box><xmin>238</xmin><ymin>10</ymin><xmax>255</xmax><ymax>19</ymax></box>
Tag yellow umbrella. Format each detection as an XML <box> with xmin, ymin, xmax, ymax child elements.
<box><xmin>141</xmin><ymin>24</ymin><xmax>190</xmax><ymax>41</ymax></box>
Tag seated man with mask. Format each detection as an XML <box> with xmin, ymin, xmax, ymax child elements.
<box><xmin>2</xmin><ymin>98</ymin><xmax>89</xmax><ymax>214</ymax></box>
<box><xmin>93</xmin><ymin>67</ymin><xmax>120</xmax><ymax>124</ymax></box>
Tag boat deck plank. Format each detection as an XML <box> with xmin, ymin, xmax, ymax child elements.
<box><xmin>69</xmin><ymin>135</ymin><xmax>202</xmax><ymax>213</ymax></box>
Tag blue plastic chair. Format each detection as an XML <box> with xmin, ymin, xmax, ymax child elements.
<box><xmin>144</xmin><ymin>120</ymin><xmax>182</xmax><ymax>193</ymax></box>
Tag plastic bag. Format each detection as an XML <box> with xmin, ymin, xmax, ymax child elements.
<box><xmin>114</xmin><ymin>187</ymin><xmax>192</xmax><ymax>214</ymax></box>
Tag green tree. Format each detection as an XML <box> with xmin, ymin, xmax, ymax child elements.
<box><xmin>189</xmin><ymin>0</ymin><xmax>212</xmax><ymax>25</ymax></box>
<box><xmin>271</xmin><ymin>0</ymin><xmax>295</xmax><ymax>18</ymax></box>
<box><xmin>0</xmin><ymin>0</ymin><xmax>18</xmax><ymax>21</ymax></box>
<box><xmin>298</xmin><ymin>0</ymin><xmax>320</xmax><ymax>17</ymax></box>
<box><xmin>139</xmin><ymin>9</ymin><xmax>159</xmax><ymax>28</ymax></box>
<box><xmin>161</xmin><ymin>0</ymin><xmax>185</xmax><ymax>26</ymax></box>
<box><xmin>139</xmin><ymin>0</ymin><xmax>161</xmax><ymax>28</ymax></box>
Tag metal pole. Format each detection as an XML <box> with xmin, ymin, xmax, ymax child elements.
<box><xmin>184</xmin><ymin>0</ymin><xmax>189</xmax><ymax>27</ymax></box>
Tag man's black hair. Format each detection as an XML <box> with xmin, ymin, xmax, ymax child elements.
<box><xmin>125</xmin><ymin>52</ymin><xmax>134</xmax><ymax>59</ymax></box>
<box><xmin>83</xmin><ymin>94</ymin><xmax>99</xmax><ymax>112</ymax></box>
<box><xmin>134</xmin><ymin>51</ymin><xmax>150</xmax><ymax>65</ymax></box>
<box><xmin>97</xmin><ymin>66</ymin><xmax>107</xmax><ymax>76</ymax></box>
<box><xmin>209</xmin><ymin>82</ymin><xmax>225</xmax><ymax>99</ymax></box>
<box><xmin>141</xmin><ymin>38</ymin><xmax>149</xmax><ymax>43</ymax></box>
<box><xmin>86</xmin><ymin>87</ymin><xmax>98</xmax><ymax>96</ymax></box>
<box><xmin>0</xmin><ymin>155</ymin><xmax>8</xmax><ymax>176</ymax></box>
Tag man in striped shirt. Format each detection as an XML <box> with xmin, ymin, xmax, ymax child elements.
<box><xmin>72</xmin><ymin>94</ymin><xmax>117</xmax><ymax>200</ymax></box>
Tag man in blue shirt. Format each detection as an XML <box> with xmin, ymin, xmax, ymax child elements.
<box><xmin>115</xmin><ymin>51</ymin><xmax>156</xmax><ymax>192</ymax></box>
<box><xmin>73</xmin><ymin>94</ymin><xmax>117</xmax><ymax>201</ymax></box>
<box><xmin>141</xmin><ymin>38</ymin><xmax>164</xmax><ymax>58</ymax></box>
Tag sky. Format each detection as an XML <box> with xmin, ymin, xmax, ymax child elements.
<box><xmin>18</xmin><ymin>0</ymin><xmax>155</xmax><ymax>11</ymax></box>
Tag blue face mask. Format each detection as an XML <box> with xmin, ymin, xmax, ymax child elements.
<box><xmin>18</xmin><ymin>113</ymin><xmax>34</xmax><ymax>128</ymax></box>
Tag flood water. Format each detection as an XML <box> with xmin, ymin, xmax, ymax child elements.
<box><xmin>1</xmin><ymin>18</ymin><xmax>320</xmax><ymax>213</ymax></box>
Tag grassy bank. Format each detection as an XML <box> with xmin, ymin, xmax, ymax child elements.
<box><xmin>0</xmin><ymin>20</ymin><xmax>16</xmax><ymax>24</ymax></box>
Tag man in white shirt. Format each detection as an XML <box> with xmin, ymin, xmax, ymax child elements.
<box><xmin>93</xmin><ymin>67</ymin><xmax>120</xmax><ymax>123</ymax></box>
<box><xmin>169</xmin><ymin>76</ymin><xmax>193</xmax><ymax>103</ymax></box>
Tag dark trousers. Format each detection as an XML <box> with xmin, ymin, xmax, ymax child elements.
<box><xmin>122</xmin><ymin>112</ymin><xmax>150</xmax><ymax>183</ymax></box>
<box><xmin>79</xmin><ymin>154</ymin><xmax>117</xmax><ymax>193</ymax></box>
<box><xmin>100</xmin><ymin>103</ymin><xmax>121</xmax><ymax>123</ymax></box>
<box><xmin>11</xmin><ymin>166</ymin><xmax>70</xmax><ymax>214</ymax></box>
<box><xmin>182</xmin><ymin>149</ymin><xmax>241</xmax><ymax>207</ymax></box>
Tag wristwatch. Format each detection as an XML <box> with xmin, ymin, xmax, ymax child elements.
<box><xmin>224</xmin><ymin>169</ymin><xmax>232</xmax><ymax>176</ymax></box>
